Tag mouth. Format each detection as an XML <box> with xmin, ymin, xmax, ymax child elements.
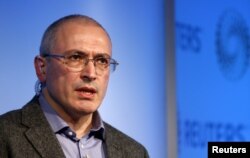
<box><xmin>75</xmin><ymin>86</ymin><xmax>97</xmax><ymax>99</ymax></box>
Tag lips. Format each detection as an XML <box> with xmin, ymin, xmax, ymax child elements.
<box><xmin>75</xmin><ymin>86</ymin><xmax>97</xmax><ymax>99</ymax></box>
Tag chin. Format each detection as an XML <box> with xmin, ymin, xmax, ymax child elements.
<box><xmin>72</xmin><ymin>102</ymin><xmax>100</xmax><ymax>114</ymax></box>
<box><xmin>77</xmin><ymin>106</ymin><xmax>98</xmax><ymax>113</ymax></box>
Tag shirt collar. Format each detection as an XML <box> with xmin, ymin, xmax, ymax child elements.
<box><xmin>39</xmin><ymin>94</ymin><xmax>105</xmax><ymax>140</ymax></box>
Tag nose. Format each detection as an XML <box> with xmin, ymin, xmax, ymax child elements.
<box><xmin>80</xmin><ymin>60</ymin><xmax>97</xmax><ymax>81</ymax></box>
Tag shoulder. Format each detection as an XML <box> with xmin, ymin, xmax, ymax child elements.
<box><xmin>0</xmin><ymin>96</ymin><xmax>40</xmax><ymax>128</ymax></box>
<box><xmin>0</xmin><ymin>109</ymin><xmax>22</xmax><ymax>126</ymax></box>
<box><xmin>0</xmin><ymin>108</ymin><xmax>23</xmax><ymax>153</ymax></box>
<box><xmin>104</xmin><ymin>122</ymin><xmax>149</xmax><ymax>157</ymax></box>
<box><xmin>104</xmin><ymin>122</ymin><xmax>140</xmax><ymax>145</ymax></box>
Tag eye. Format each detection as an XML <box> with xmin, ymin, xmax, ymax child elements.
<box><xmin>67</xmin><ymin>53</ymin><xmax>84</xmax><ymax>61</ymax></box>
<box><xmin>95</xmin><ymin>57</ymin><xmax>109</xmax><ymax>65</ymax></box>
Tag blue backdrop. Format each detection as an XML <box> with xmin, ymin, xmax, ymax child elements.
<box><xmin>176</xmin><ymin>0</ymin><xmax>250</xmax><ymax>157</ymax></box>
<box><xmin>0</xmin><ymin>1</ymin><xmax>166</xmax><ymax>158</ymax></box>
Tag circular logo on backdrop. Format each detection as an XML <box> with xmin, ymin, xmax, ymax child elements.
<box><xmin>216</xmin><ymin>10</ymin><xmax>250</xmax><ymax>80</ymax></box>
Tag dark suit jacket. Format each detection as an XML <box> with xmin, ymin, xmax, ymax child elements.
<box><xmin>0</xmin><ymin>97</ymin><xmax>149</xmax><ymax>158</ymax></box>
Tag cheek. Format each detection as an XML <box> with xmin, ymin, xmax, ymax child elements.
<box><xmin>46</xmin><ymin>72</ymin><xmax>64</xmax><ymax>94</ymax></box>
<box><xmin>100</xmin><ymin>73</ymin><xmax>110</xmax><ymax>94</ymax></box>
<box><xmin>46</xmin><ymin>67</ymin><xmax>76</xmax><ymax>94</ymax></box>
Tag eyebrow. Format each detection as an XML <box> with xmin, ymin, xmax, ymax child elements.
<box><xmin>64</xmin><ymin>49</ymin><xmax>110</xmax><ymax>57</ymax></box>
<box><xmin>94</xmin><ymin>53</ymin><xmax>111</xmax><ymax>58</ymax></box>
<box><xmin>65</xmin><ymin>50</ymin><xmax>111</xmax><ymax>58</ymax></box>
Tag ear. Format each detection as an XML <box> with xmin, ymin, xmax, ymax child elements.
<box><xmin>34</xmin><ymin>55</ymin><xmax>46</xmax><ymax>82</ymax></box>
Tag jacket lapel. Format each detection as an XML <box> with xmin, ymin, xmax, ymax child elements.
<box><xmin>105</xmin><ymin>142</ymin><xmax>123</xmax><ymax>158</ymax></box>
<box><xmin>104</xmin><ymin>123</ymin><xmax>124</xmax><ymax>158</ymax></box>
<box><xmin>21</xmin><ymin>97</ymin><xmax>65</xmax><ymax>158</ymax></box>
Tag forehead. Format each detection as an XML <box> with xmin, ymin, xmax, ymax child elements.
<box><xmin>52</xmin><ymin>21</ymin><xmax>112</xmax><ymax>55</ymax></box>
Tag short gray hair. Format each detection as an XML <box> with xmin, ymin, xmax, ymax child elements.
<box><xmin>39</xmin><ymin>14</ymin><xmax>111</xmax><ymax>56</ymax></box>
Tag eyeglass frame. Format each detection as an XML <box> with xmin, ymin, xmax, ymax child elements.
<box><xmin>41</xmin><ymin>51</ymin><xmax>119</xmax><ymax>74</ymax></box>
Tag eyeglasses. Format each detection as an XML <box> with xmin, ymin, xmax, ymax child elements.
<box><xmin>42</xmin><ymin>51</ymin><xmax>119</xmax><ymax>74</ymax></box>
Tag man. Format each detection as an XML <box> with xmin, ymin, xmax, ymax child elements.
<box><xmin>0</xmin><ymin>14</ymin><xmax>149</xmax><ymax>158</ymax></box>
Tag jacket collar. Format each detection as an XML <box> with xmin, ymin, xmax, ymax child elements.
<box><xmin>21</xmin><ymin>96</ymin><xmax>124</xmax><ymax>158</ymax></box>
<box><xmin>104</xmin><ymin>122</ymin><xmax>124</xmax><ymax>158</ymax></box>
<box><xmin>21</xmin><ymin>96</ymin><xmax>65</xmax><ymax>158</ymax></box>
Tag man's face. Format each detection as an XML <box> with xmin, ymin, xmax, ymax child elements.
<box><xmin>41</xmin><ymin>22</ymin><xmax>111</xmax><ymax>118</ymax></box>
